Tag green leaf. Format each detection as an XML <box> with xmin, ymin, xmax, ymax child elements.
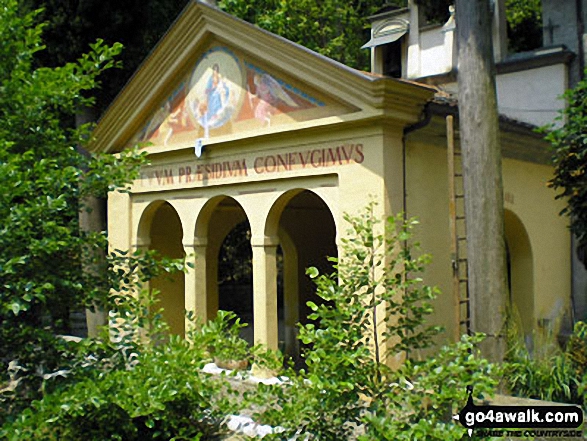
<box><xmin>9</xmin><ymin>302</ymin><xmax>21</xmax><ymax>315</ymax></box>
<box><xmin>306</xmin><ymin>266</ymin><xmax>319</xmax><ymax>278</ymax></box>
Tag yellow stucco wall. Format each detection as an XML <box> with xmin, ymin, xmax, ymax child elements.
<box><xmin>98</xmin><ymin>1</ymin><xmax>571</xmax><ymax>359</ymax></box>
<box><xmin>502</xmin><ymin>157</ymin><xmax>571</xmax><ymax>331</ymax></box>
<box><xmin>405</xmin><ymin>138</ymin><xmax>571</xmax><ymax>344</ymax></box>
<box><xmin>149</xmin><ymin>203</ymin><xmax>186</xmax><ymax>337</ymax></box>
<box><xmin>405</xmin><ymin>141</ymin><xmax>454</xmax><ymax>343</ymax></box>
<box><xmin>106</xmin><ymin>111</ymin><xmax>572</xmax><ymax>355</ymax></box>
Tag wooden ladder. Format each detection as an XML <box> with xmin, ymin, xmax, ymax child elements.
<box><xmin>446</xmin><ymin>115</ymin><xmax>471</xmax><ymax>340</ymax></box>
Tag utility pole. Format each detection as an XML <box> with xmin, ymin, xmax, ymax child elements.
<box><xmin>455</xmin><ymin>0</ymin><xmax>508</xmax><ymax>361</ymax></box>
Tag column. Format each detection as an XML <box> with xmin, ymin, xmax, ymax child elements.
<box><xmin>183</xmin><ymin>238</ymin><xmax>208</xmax><ymax>333</ymax></box>
<box><xmin>280</xmin><ymin>234</ymin><xmax>299</xmax><ymax>358</ymax></box>
<box><xmin>251</xmin><ymin>235</ymin><xmax>279</xmax><ymax>351</ymax></box>
<box><xmin>81</xmin><ymin>195</ymin><xmax>107</xmax><ymax>337</ymax></box>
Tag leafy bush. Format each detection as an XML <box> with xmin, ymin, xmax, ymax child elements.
<box><xmin>199</xmin><ymin>310</ymin><xmax>251</xmax><ymax>369</ymax></box>
<box><xmin>0</xmin><ymin>0</ymin><xmax>155</xmax><ymax>420</ymax></box>
<box><xmin>250</xmin><ymin>205</ymin><xmax>495</xmax><ymax>440</ymax></box>
<box><xmin>1</xmin><ymin>292</ymin><xmax>240</xmax><ymax>440</ymax></box>
<box><xmin>0</xmin><ymin>248</ymin><xmax>185</xmax><ymax>424</ymax></box>
<box><xmin>545</xmin><ymin>70</ymin><xmax>587</xmax><ymax>265</ymax></box>
<box><xmin>2</xmin><ymin>337</ymin><xmax>236</xmax><ymax>440</ymax></box>
<box><xmin>504</xmin><ymin>320</ymin><xmax>587</xmax><ymax>410</ymax></box>
<box><xmin>361</xmin><ymin>333</ymin><xmax>499</xmax><ymax>440</ymax></box>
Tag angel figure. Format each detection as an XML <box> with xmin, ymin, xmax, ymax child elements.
<box><xmin>247</xmin><ymin>73</ymin><xmax>299</xmax><ymax>127</ymax></box>
<box><xmin>161</xmin><ymin>102</ymin><xmax>189</xmax><ymax>146</ymax></box>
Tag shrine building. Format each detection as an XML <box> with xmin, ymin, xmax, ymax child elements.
<box><xmin>90</xmin><ymin>1</ymin><xmax>571</xmax><ymax>358</ymax></box>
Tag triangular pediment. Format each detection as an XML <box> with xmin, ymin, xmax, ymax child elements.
<box><xmin>131</xmin><ymin>43</ymin><xmax>351</xmax><ymax>150</ymax></box>
<box><xmin>91</xmin><ymin>1</ymin><xmax>434</xmax><ymax>153</ymax></box>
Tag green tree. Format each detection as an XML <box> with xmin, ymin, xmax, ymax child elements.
<box><xmin>417</xmin><ymin>0</ymin><xmax>542</xmax><ymax>52</ymax></box>
<box><xmin>21</xmin><ymin>0</ymin><xmax>190</xmax><ymax>112</ymax></box>
<box><xmin>505</xmin><ymin>0</ymin><xmax>542</xmax><ymax>52</ymax></box>
<box><xmin>546</xmin><ymin>74</ymin><xmax>587</xmax><ymax>266</ymax></box>
<box><xmin>219</xmin><ymin>0</ymin><xmax>386</xmax><ymax>70</ymax></box>
<box><xmin>0</xmin><ymin>0</ymin><xmax>154</xmax><ymax>419</ymax></box>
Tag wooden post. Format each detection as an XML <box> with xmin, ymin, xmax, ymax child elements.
<box><xmin>455</xmin><ymin>0</ymin><xmax>508</xmax><ymax>361</ymax></box>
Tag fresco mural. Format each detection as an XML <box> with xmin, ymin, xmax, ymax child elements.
<box><xmin>135</xmin><ymin>46</ymin><xmax>326</xmax><ymax>148</ymax></box>
<box><xmin>186</xmin><ymin>48</ymin><xmax>244</xmax><ymax>137</ymax></box>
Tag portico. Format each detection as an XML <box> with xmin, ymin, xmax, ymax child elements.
<box><xmin>91</xmin><ymin>1</ymin><xmax>571</xmax><ymax>358</ymax></box>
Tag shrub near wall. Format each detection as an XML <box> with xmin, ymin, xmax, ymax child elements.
<box><xmin>2</xmin><ymin>331</ymin><xmax>239</xmax><ymax>440</ymax></box>
<box><xmin>250</xmin><ymin>205</ymin><xmax>499</xmax><ymax>440</ymax></box>
<box><xmin>504</xmin><ymin>321</ymin><xmax>587</xmax><ymax>411</ymax></box>
<box><xmin>3</xmin><ymin>205</ymin><xmax>500</xmax><ymax>440</ymax></box>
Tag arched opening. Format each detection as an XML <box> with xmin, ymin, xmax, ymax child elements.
<box><xmin>270</xmin><ymin>190</ymin><xmax>337</xmax><ymax>364</ymax></box>
<box><xmin>217</xmin><ymin>219</ymin><xmax>255</xmax><ymax>344</ymax></box>
<box><xmin>203</xmin><ymin>197</ymin><xmax>254</xmax><ymax>344</ymax></box>
<box><xmin>148</xmin><ymin>202</ymin><xmax>186</xmax><ymax>337</ymax></box>
<box><xmin>504</xmin><ymin>209</ymin><xmax>534</xmax><ymax>347</ymax></box>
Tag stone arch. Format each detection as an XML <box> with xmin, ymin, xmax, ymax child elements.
<box><xmin>504</xmin><ymin>209</ymin><xmax>535</xmax><ymax>345</ymax></box>
<box><xmin>266</xmin><ymin>189</ymin><xmax>338</xmax><ymax>363</ymax></box>
<box><xmin>195</xmin><ymin>195</ymin><xmax>235</xmax><ymax>241</ymax></box>
<box><xmin>264</xmin><ymin>188</ymin><xmax>338</xmax><ymax>240</ymax></box>
<box><xmin>136</xmin><ymin>199</ymin><xmax>168</xmax><ymax>246</ymax></box>
<box><xmin>138</xmin><ymin>201</ymin><xmax>186</xmax><ymax>337</ymax></box>
<box><xmin>194</xmin><ymin>195</ymin><xmax>253</xmax><ymax>341</ymax></box>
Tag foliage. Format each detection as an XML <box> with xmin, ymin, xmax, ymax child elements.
<box><xmin>200</xmin><ymin>310</ymin><xmax>251</xmax><ymax>367</ymax></box>
<box><xmin>218</xmin><ymin>0</ymin><xmax>386</xmax><ymax>71</ymax></box>
<box><xmin>0</xmin><ymin>247</ymin><xmax>188</xmax><ymax>424</ymax></box>
<box><xmin>21</xmin><ymin>0</ymin><xmax>190</xmax><ymax>112</ymax></box>
<box><xmin>504</xmin><ymin>321</ymin><xmax>587</xmax><ymax>410</ymax></box>
<box><xmin>1</xmin><ymin>292</ymin><xmax>238</xmax><ymax>441</ymax></box>
<box><xmin>251</xmin><ymin>204</ymin><xmax>480</xmax><ymax>440</ymax></box>
<box><xmin>505</xmin><ymin>0</ymin><xmax>542</xmax><ymax>52</ymax></box>
<box><xmin>418</xmin><ymin>0</ymin><xmax>542</xmax><ymax>52</ymax></box>
<box><xmin>505</xmin><ymin>0</ymin><xmax>540</xmax><ymax>27</ymax></box>
<box><xmin>566</xmin><ymin>321</ymin><xmax>587</xmax><ymax>381</ymax></box>
<box><xmin>0</xmin><ymin>0</ymin><xmax>166</xmax><ymax>421</ymax></box>
<box><xmin>546</xmin><ymin>74</ymin><xmax>587</xmax><ymax>266</ymax></box>
<box><xmin>195</xmin><ymin>309</ymin><xmax>285</xmax><ymax>375</ymax></box>
<box><xmin>360</xmin><ymin>333</ymin><xmax>499</xmax><ymax>440</ymax></box>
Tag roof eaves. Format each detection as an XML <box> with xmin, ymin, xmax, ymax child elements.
<box><xmin>429</xmin><ymin>94</ymin><xmax>544</xmax><ymax>136</ymax></box>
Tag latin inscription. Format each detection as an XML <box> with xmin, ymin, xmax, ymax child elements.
<box><xmin>140</xmin><ymin>143</ymin><xmax>364</xmax><ymax>187</ymax></box>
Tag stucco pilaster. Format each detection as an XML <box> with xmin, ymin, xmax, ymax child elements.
<box><xmin>251</xmin><ymin>235</ymin><xmax>279</xmax><ymax>350</ymax></box>
<box><xmin>183</xmin><ymin>238</ymin><xmax>209</xmax><ymax>334</ymax></box>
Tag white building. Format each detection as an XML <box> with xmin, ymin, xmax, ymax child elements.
<box><xmin>363</xmin><ymin>0</ymin><xmax>586</xmax><ymax>330</ymax></box>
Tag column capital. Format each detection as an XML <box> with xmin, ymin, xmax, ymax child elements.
<box><xmin>184</xmin><ymin>237</ymin><xmax>208</xmax><ymax>248</ymax></box>
<box><xmin>132</xmin><ymin>238</ymin><xmax>151</xmax><ymax>249</ymax></box>
<box><xmin>250</xmin><ymin>235</ymin><xmax>279</xmax><ymax>247</ymax></box>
